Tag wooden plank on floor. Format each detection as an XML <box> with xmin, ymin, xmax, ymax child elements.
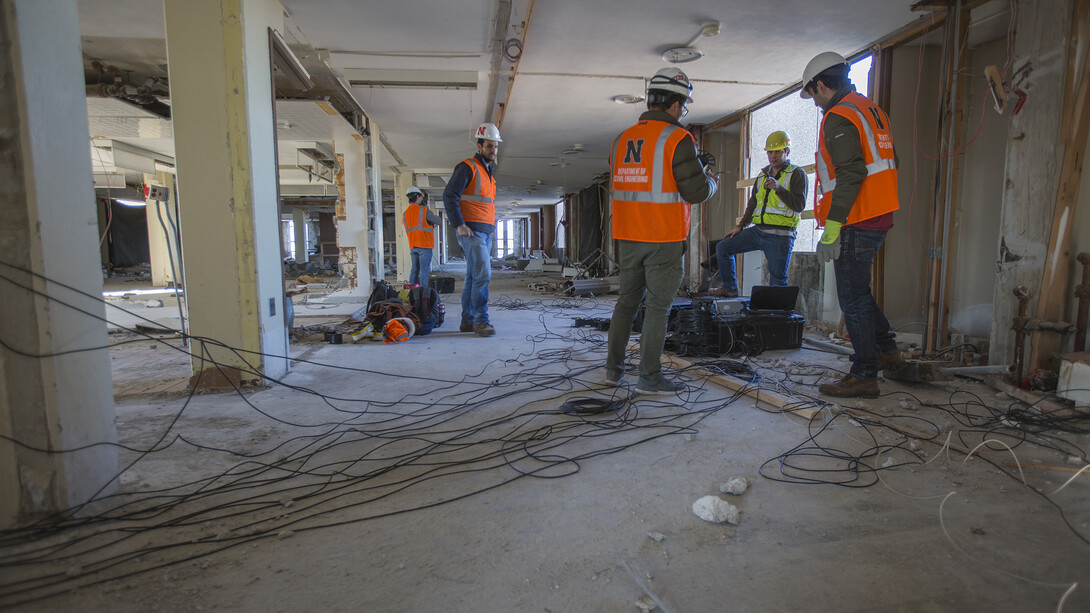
<box><xmin>657</xmin><ymin>349</ymin><xmax>824</xmax><ymax>419</ymax></box>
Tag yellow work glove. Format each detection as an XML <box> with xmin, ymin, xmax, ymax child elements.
<box><xmin>817</xmin><ymin>220</ymin><xmax>842</xmax><ymax>264</ymax></box>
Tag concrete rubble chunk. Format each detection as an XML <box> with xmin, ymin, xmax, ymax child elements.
<box><xmin>647</xmin><ymin>532</ymin><xmax>665</xmax><ymax>542</ymax></box>
<box><xmin>692</xmin><ymin>495</ymin><xmax>740</xmax><ymax>524</ymax></box>
<box><xmin>635</xmin><ymin>596</ymin><xmax>657</xmax><ymax>612</ymax></box>
<box><xmin>719</xmin><ymin>476</ymin><xmax>748</xmax><ymax>495</ymax></box>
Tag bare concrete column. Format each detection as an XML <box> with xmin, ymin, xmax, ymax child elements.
<box><xmin>145</xmin><ymin>170</ymin><xmax>179</xmax><ymax>287</ymax></box>
<box><xmin>164</xmin><ymin>0</ymin><xmax>289</xmax><ymax>380</ymax></box>
<box><xmin>0</xmin><ymin>0</ymin><xmax>117</xmax><ymax>529</ymax></box>
<box><xmin>292</xmin><ymin>206</ymin><xmax>308</xmax><ymax>266</ymax></box>
<box><xmin>333</xmin><ymin>122</ymin><xmax>372</xmax><ymax>295</ymax></box>
<box><xmin>394</xmin><ymin>170</ymin><xmax>412</xmax><ymax>283</ymax></box>
<box><xmin>991</xmin><ymin>0</ymin><xmax>1072</xmax><ymax>363</ymax></box>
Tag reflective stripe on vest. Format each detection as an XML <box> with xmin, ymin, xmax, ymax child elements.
<box><xmin>609</xmin><ymin>120</ymin><xmax>691</xmax><ymax>243</ymax></box>
<box><xmin>755</xmin><ymin>163</ymin><xmax>801</xmax><ymax>229</ymax></box>
<box><xmin>459</xmin><ymin>157</ymin><xmax>496</xmax><ymax>225</ymax></box>
<box><xmin>403</xmin><ymin>204</ymin><xmax>434</xmax><ymax>249</ymax></box>
<box><xmin>815</xmin><ymin>92</ymin><xmax>900</xmax><ymax>227</ymax></box>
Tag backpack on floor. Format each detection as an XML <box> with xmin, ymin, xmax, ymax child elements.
<box><xmin>366</xmin><ymin>279</ymin><xmax>397</xmax><ymax>315</ymax></box>
<box><xmin>408</xmin><ymin>286</ymin><xmax>444</xmax><ymax>336</ymax></box>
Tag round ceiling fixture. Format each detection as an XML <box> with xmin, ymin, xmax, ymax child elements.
<box><xmin>662</xmin><ymin>47</ymin><xmax>704</xmax><ymax>64</ymax></box>
<box><xmin>662</xmin><ymin>21</ymin><xmax>721</xmax><ymax>64</ymax></box>
<box><xmin>612</xmin><ymin>94</ymin><xmax>645</xmax><ymax>104</ymax></box>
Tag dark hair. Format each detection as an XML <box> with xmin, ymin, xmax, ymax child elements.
<box><xmin>647</xmin><ymin>91</ymin><xmax>687</xmax><ymax>111</ymax></box>
<box><xmin>811</xmin><ymin>64</ymin><xmax>851</xmax><ymax>93</ymax></box>
<box><xmin>408</xmin><ymin>193</ymin><xmax>422</xmax><ymax>204</ymax></box>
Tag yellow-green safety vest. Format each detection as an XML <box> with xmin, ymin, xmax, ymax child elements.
<box><xmin>755</xmin><ymin>163</ymin><xmax>801</xmax><ymax>229</ymax></box>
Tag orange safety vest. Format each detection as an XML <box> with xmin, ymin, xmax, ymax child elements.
<box><xmin>458</xmin><ymin>157</ymin><xmax>496</xmax><ymax>226</ymax></box>
<box><xmin>403</xmin><ymin>203</ymin><xmax>434</xmax><ymax>249</ymax></box>
<box><xmin>814</xmin><ymin>92</ymin><xmax>899</xmax><ymax>227</ymax></box>
<box><xmin>610</xmin><ymin>120</ymin><xmax>692</xmax><ymax>243</ymax></box>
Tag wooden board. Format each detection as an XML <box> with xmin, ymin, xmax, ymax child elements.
<box><xmin>656</xmin><ymin>349</ymin><xmax>823</xmax><ymax>419</ymax></box>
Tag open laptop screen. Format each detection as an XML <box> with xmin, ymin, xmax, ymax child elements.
<box><xmin>748</xmin><ymin>285</ymin><xmax>799</xmax><ymax>313</ymax></box>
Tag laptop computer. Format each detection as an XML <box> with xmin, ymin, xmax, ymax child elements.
<box><xmin>747</xmin><ymin>285</ymin><xmax>799</xmax><ymax>316</ymax></box>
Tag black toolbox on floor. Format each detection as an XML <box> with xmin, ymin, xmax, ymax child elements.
<box><xmin>717</xmin><ymin>313</ymin><xmax>805</xmax><ymax>354</ymax></box>
<box><xmin>430</xmin><ymin>276</ymin><xmax>456</xmax><ymax>294</ymax></box>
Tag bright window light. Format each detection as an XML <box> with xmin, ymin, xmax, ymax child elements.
<box><xmin>115</xmin><ymin>198</ymin><xmax>147</xmax><ymax>207</ymax></box>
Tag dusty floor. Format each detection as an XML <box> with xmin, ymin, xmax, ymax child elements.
<box><xmin>3</xmin><ymin>269</ymin><xmax>1089</xmax><ymax>612</ymax></box>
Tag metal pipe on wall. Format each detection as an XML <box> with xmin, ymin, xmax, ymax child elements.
<box><xmin>1076</xmin><ymin>252</ymin><xmax>1090</xmax><ymax>351</ymax></box>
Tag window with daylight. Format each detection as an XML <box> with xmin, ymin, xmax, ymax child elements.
<box><xmin>496</xmin><ymin>219</ymin><xmax>516</xmax><ymax>258</ymax></box>
<box><xmin>747</xmin><ymin>55</ymin><xmax>872</xmax><ymax>253</ymax></box>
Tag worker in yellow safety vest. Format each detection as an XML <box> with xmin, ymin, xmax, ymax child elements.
<box><xmin>402</xmin><ymin>186</ymin><xmax>440</xmax><ymax>288</ymax></box>
<box><xmin>801</xmin><ymin>51</ymin><xmax>906</xmax><ymax>399</ymax></box>
<box><xmin>711</xmin><ymin>130</ymin><xmax>808</xmax><ymax>296</ymax></box>
<box><xmin>604</xmin><ymin>66</ymin><xmax>719</xmax><ymax>395</ymax></box>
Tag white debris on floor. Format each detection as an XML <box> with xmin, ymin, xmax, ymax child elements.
<box><xmin>647</xmin><ymin>532</ymin><xmax>666</xmax><ymax>542</ymax></box>
<box><xmin>692</xmin><ymin>495</ymin><xmax>740</xmax><ymax>524</ymax></box>
<box><xmin>719</xmin><ymin>476</ymin><xmax>749</xmax><ymax>495</ymax></box>
<box><xmin>635</xmin><ymin>595</ymin><xmax>657</xmax><ymax>611</ymax></box>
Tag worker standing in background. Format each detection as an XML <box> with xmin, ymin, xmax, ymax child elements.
<box><xmin>801</xmin><ymin>51</ymin><xmax>905</xmax><ymax>399</ymax></box>
<box><xmin>604</xmin><ymin>67</ymin><xmax>718</xmax><ymax>394</ymax></box>
<box><xmin>443</xmin><ymin>123</ymin><xmax>501</xmax><ymax>337</ymax></box>
<box><xmin>711</xmin><ymin>130</ymin><xmax>807</xmax><ymax>296</ymax></box>
<box><xmin>403</xmin><ymin>186</ymin><xmax>440</xmax><ymax>289</ymax></box>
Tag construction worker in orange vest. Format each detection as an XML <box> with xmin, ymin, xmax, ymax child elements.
<box><xmin>443</xmin><ymin>122</ymin><xmax>500</xmax><ymax>337</ymax></box>
<box><xmin>604</xmin><ymin>67</ymin><xmax>718</xmax><ymax>395</ymax></box>
<box><xmin>802</xmin><ymin>51</ymin><xmax>907</xmax><ymax>399</ymax></box>
<box><xmin>403</xmin><ymin>186</ymin><xmax>440</xmax><ymax>289</ymax></box>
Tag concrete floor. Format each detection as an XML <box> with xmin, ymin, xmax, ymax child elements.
<box><xmin>3</xmin><ymin>269</ymin><xmax>1089</xmax><ymax>612</ymax></box>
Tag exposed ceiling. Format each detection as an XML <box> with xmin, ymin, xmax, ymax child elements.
<box><xmin>78</xmin><ymin>0</ymin><xmax>936</xmax><ymax>218</ymax></box>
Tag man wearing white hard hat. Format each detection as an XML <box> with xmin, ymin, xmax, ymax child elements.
<box><xmin>801</xmin><ymin>51</ymin><xmax>905</xmax><ymax>398</ymax></box>
<box><xmin>443</xmin><ymin>123</ymin><xmax>501</xmax><ymax>337</ymax></box>
<box><xmin>403</xmin><ymin>186</ymin><xmax>440</xmax><ymax>288</ymax></box>
<box><xmin>604</xmin><ymin>67</ymin><xmax>718</xmax><ymax>395</ymax></box>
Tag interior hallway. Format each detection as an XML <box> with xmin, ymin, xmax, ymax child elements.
<box><xmin>2</xmin><ymin>271</ymin><xmax>1087</xmax><ymax>612</ymax></box>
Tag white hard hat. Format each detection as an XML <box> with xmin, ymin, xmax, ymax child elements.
<box><xmin>473</xmin><ymin>123</ymin><xmax>502</xmax><ymax>142</ymax></box>
<box><xmin>648</xmin><ymin>67</ymin><xmax>693</xmax><ymax>102</ymax></box>
<box><xmin>800</xmin><ymin>51</ymin><xmax>848</xmax><ymax>99</ymax></box>
<box><xmin>406</xmin><ymin>186</ymin><xmax>423</xmax><ymax>197</ymax></box>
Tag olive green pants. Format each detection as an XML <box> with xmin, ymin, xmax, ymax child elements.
<box><xmin>605</xmin><ymin>240</ymin><xmax>685</xmax><ymax>381</ymax></box>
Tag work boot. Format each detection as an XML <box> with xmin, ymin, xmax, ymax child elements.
<box><xmin>459</xmin><ymin>321</ymin><xmax>474</xmax><ymax>333</ymax></box>
<box><xmin>636</xmin><ymin>376</ymin><xmax>685</xmax><ymax>395</ymax></box>
<box><xmin>474</xmin><ymin>322</ymin><xmax>495</xmax><ymax>337</ymax></box>
<box><xmin>878</xmin><ymin>351</ymin><xmax>907</xmax><ymax>371</ymax></box>
<box><xmin>819</xmin><ymin>375</ymin><xmax>880</xmax><ymax>399</ymax></box>
<box><xmin>708</xmin><ymin>287</ymin><xmax>739</xmax><ymax>298</ymax></box>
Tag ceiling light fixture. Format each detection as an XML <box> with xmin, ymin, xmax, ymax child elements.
<box><xmin>662</xmin><ymin>21</ymin><xmax>721</xmax><ymax>64</ymax></box>
<box><xmin>612</xmin><ymin>94</ymin><xmax>645</xmax><ymax>104</ymax></box>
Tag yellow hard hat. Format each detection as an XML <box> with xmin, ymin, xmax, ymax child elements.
<box><xmin>765</xmin><ymin>130</ymin><xmax>790</xmax><ymax>151</ymax></box>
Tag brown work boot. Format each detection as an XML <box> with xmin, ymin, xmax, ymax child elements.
<box><xmin>819</xmin><ymin>375</ymin><xmax>880</xmax><ymax>399</ymax></box>
<box><xmin>878</xmin><ymin>351</ymin><xmax>907</xmax><ymax>371</ymax></box>
<box><xmin>708</xmin><ymin>287</ymin><xmax>739</xmax><ymax>297</ymax></box>
<box><xmin>459</xmin><ymin>321</ymin><xmax>474</xmax><ymax>332</ymax></box>
<box><xmin>474</xmin><ymin>322</ymin><xmax>495</xmax><ymax>337</ymax></box>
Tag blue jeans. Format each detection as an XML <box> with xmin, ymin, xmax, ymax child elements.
<box><xmin>833</xmin><ymin>226</ymin><xmax>898</xmax><ymax>380</ymax></box>
<box><xmin>409</xmin><ymin>247</ymin><xmax>432</xmax><ymax>288</ymax></box>
<box><xmin>457</xmin><ymin>231</ymin><xmax>492</xmax><ymax>325</ymax></box>
<box><xmin>715</xmin><ymin>226</ymin><xmax>794</xmax><ymax>290</ymax></box>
